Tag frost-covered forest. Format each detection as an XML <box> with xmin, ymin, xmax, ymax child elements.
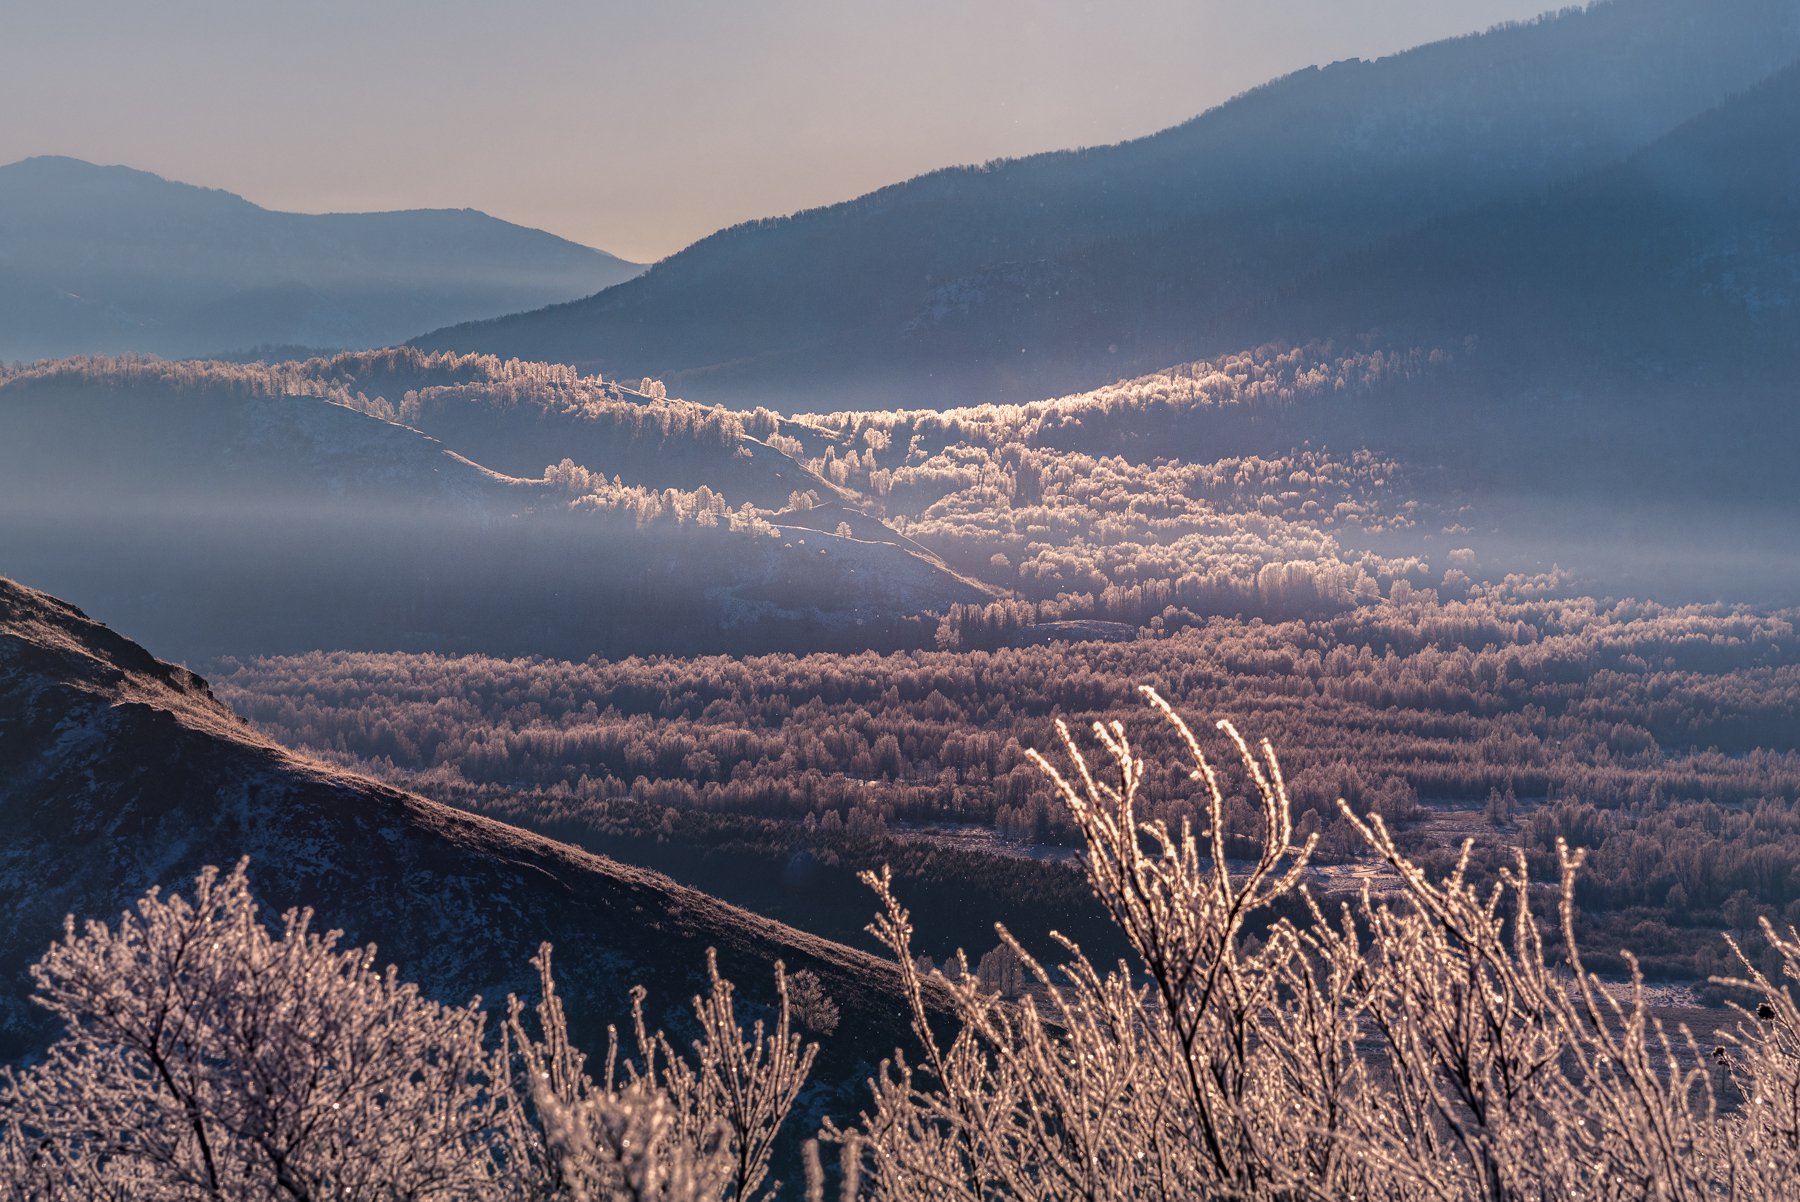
<box><xmin>218</xmin><ymin>584</ymin><xmax>1800</xmax><ymax>983</ymax></box>
<box><xmin>8</xmin><ymin>1</ymin><xmax>1800</xmax><ymax>1195</ymax></box>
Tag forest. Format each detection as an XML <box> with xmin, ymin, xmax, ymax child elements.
<box><xmin>9</xmin><ymin>337</ymin><xmax>1796</xmax><ymax>989</ymax></box>
<box><xmin>218</xmin><ymin>582</ymin><xmax>1800</xmax><ymax>983</ymax></box>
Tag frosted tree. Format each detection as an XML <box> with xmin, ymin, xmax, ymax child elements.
<box><xmin>0</xmin><ymin>860</ymin><xmax>516</xmax><ymax>1201</ymax></box>
<box><xmin>0</xmin><ymin>864</ymin><xmax>817</xmax><ymax>1201</ymax></box>
<box><xmin>822</xmin><ymin>687</ymin><xmax>1800</xmax><ymax>1200</ymax></box>
<box><xmin>507</xmin><ymin>946</ymin><xmax>816</xmax><ymax>1201</ymax></box>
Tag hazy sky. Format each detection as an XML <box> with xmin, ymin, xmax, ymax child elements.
<box><xmin>4</xmin><ymin>0</ymin><xmax>1557</xmax><ymax>262</ymax></box>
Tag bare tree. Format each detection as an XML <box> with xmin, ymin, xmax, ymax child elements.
<box><xmin>0</xmin><ymin>865</ymin><xmax>815</xmax><ymax>1202</ymax></box>
<box><xmin>1</xmin><ymin>860</ymin><xmax>512</xmax><ymax>1201</ymax></box>
<box><xmin>509</xmin><ymin>946</ymin><xmax>815</xmax><ymax>1202</ymax></box>
<box><xmin>822</xmin><ymin>686</ymin><xmax>1800</xmax><ymax>1200</ymax></box>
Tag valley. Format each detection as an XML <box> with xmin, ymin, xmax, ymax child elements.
<box><xmin>5</xmin><ymin>1</ymin><xmax>1800</xmax><ymax>1194</ymax></box>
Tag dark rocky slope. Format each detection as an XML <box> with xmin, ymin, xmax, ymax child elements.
<box><xmin>0</xmin><ymin>576</ymin><xmax>920</xmax><ymax>1095</ymax></box>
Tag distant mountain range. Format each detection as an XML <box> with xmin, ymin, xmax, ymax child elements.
<box><xmin>4</xmin><ymin>0</ymin><xmax>1796</xmax><ymax>662</ymax></box>
<box><xmin>0</xmin><ymin>353</ymin><xmax>989</xmax><ymax>662</ymax></box>
<box><xmin>0</xmin><ymin>156</ymin><xmax>642</xmax><ymax>361</ymax></box>
<box><xmin>411</xmin><ymin>0</ymin><xmax>1800</xmax><ymax>411</ymax></box>
<box><xmin>0</xmin><ymin>574</ymin><xmax>917</xmax><ymax>1093</ymax></box>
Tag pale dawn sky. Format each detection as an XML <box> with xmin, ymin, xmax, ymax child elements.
<box><xmin>2</xmin><ymin>0</ymin><xmax>1558</xmax><ymax>262</ymax></box>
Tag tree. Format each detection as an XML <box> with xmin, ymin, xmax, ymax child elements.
<box><xmin>510</xmin><ymin>947</ymin><xmax>815</xmax><ymax>1202</ymax></box>
<box><xmin>0</xmin><ymin>863</ymin><xmax>816</xmax><ymax>1202</ymax></box>
<box><xmin>826</xmin><ymin>687</ymin><xmax>1800</xmax><ymax>1200</ymax></box>
<box><xmin>0</xmin><ymin>860</ymin><xmax>513</xmax><ymax>1201</ymax></box>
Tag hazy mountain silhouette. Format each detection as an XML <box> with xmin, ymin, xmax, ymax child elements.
<box><xmin>1254</xmin><ymin>59</ymin><xmax>1800</xmax><ymax>372</ymax></box>
<box><xmin>0</xmin><ymin>574</ymin><xmax>919</xmax><ymax>1085</ymax></box>
<box><xmin>0</xmin><ymin>358</ymin><xmax>990</xmax><ymax>661</ymax></box>
<box><xmin>1193</xmin><ymin>59</ymin><xmax>1800</xmax><ymax>516</ymax></box>
<box><xmin>412</xmin><ymin>0</ymin><xmax>1800</xmax><ymax>410</ymax></box>
<box><xmin>0</xmin><ymin>157</ymin><xmax>642</xmax><ymax>361</ymax></box>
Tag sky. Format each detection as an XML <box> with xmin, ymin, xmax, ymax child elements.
<box><xmin>3</xmin><ymin>0</ymin><xmax>1559</xmax><ymax>263</ymax></box>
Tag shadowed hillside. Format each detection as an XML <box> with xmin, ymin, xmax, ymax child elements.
<box><xmin>1209</xmin><ymin>60</ymin><xmax>1800</xmax><ymax>502</ymax></box>
<box><xmin>0</xmin><ymin>574</ymin><xmax>918</xmax><ymax>1095</ymax></box>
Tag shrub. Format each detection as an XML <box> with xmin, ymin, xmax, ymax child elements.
<box><xmin>0</xmin><ymin>865</ymin><xmax>813</xmax><ymax>1201</ymax></box>
<box><xmin>822</xmin><ymin>687</ymin><xmax>1800</xmax><ymax>1200</ymax></box>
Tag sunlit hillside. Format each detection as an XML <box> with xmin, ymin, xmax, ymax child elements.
<box><xmin>0</xmin><ymin>352</ymin><xmax>987</xmax><ymax>660</ymax></box>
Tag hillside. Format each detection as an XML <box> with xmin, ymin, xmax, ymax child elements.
<box><xmin>276</xmin><ymin>347</ymin><xmax>846</xmax><ymax>508</ymax></box>
<box><xmin>1197</xmin><ymin>61</ymin><xmax>1800</xmax><ymax>515</ymax></box>
<box><xmin>0</xmin><ymin>356</ymin><xmax>990</xmax><ymax>661</ymax></box>
<box><xmin>1284</xmin><ymin>59</ymin><xmax>1800</xmax><ymax>361</ymax></box>
<box><xmin>0</xmin><ymin>574</ymin><xmax>919</xmax><ymax>1089</ymax></box>
<box><xmin>412</xmin><ymin>0</ymin><xmax>1800</xmax><ymax>409</ymax></box>
<box><xmin>0</xmin><ymin>156</ymin><xmax>642</xmax><ymax>361</ymax></box>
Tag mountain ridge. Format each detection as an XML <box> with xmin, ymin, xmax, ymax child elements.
<box><xmin>411</xmin><ymin>0</ymin><xmax>1800</xmax><ymax>409</ymax></box>
<box><xmin>0</xmin><ymin>156</ymin><xmax>644</xmax><ymax>361</ymax></box>
<box><xmin>1190</xmin><ymin>56</ymin><xmax>1800</xmax><ymax>506</ymax></box>
<box><xmin>0</xmin><ymin>574</ymin><xmax>919</xmax><ymax>1086</ymax></box>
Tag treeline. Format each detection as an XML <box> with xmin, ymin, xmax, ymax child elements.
<box><xmin>0</xmin><ymin>349</ymin><xmax>748</xmax><ymax>468</ymax></box>
<box><xmin>217</xmin><ymin>588</ymin><xmax>1800</xmax><ymax>975</ymax></box>
<box><xmin>544</xmin><ymin>459</ymin><xmax>781</xmax><ymax>535</ymax></box>
<box><xmin>0</xmin><ymin>349</ymin><xmax>833</xmax><ymax>510</ymax></box>
<box><xmin>788</xmin><ymin>341</ymin><xmax>1449</xmax><ymax>458</ymax></box>
<box><xmin>764</xmin><ymin>343</ymin><xmax>1451</xmax><ymax>628</ymax></box>
<box><xmin>255</xmin><ymin>347</ymin><xmax>840</xmax><ymax>508</ymax></box>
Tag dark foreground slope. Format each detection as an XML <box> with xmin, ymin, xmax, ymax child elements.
<box><xmin>0</xmin><ymin>358</ymin><xmax>989</xmax><ymax>660</ymax></box>
<box><xmin>414</xmin><ymin>0</ymin><xmax>1800</xmax><ymax>409</ymax></box>
<box><xmin>0</xmin><ymin>156</ymin><xmax>642</xmax><ymax>361</ymax></box>
<box><xmin>0</xmin><ymin>576</ymin><xmax>915</xmax><ymax>1087</ymax></box>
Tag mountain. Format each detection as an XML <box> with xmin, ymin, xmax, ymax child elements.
<box><xmin>412</xmin><ymin>0</ymin><xmax>1800</xmax><ymax>410</ymax></box>
<box><xmin>865</xmin><ymin>66</ymin><xmax>1800</xmax><ymax>594</ymax></box>
<box><xmin>0</xmin><ymin>356</ymin><xmax>991</xmax><ymax>661</ymax></box>
<box><xmin>0</xmin><ymin>157</ymin><xmax>642</xmax><ymax>361</ymax></box>
<box><xmin>1259</xmin><ymin>58</ymin><xmax>1800</xmax><ymax>373</ymax></box>
<box><xmin>1196</xmin><ymin>59</ymin><xmax>1800</xmax><ymax>513</ymax></box>
<box><xmin>0</xmin><ymin>573</ymin><xmax>918</xmax><ymax>1085</ymax></box>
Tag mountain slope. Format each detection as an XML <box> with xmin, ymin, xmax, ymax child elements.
<box><xmin>0</xmin><ymin>358</ymin><xmax>991</xmax><ymax>660</ymax></box>
<box><xmin>1263</xmin><ymin>58</ymin><xmax>1800</xmax><ymax>367</ymax></box>
<box><xmin>413</xmin><ymin>0</ymin><xmax>1800</xmax><ymax>409</ymax></box>
<box><xmin>0</xmin><ymin>574</ymin><xmax>918</xmax><ymax>1082</ymax></box>
<box><xmin>278</xmin><ymin>347</ymin><xmax>847</xmax><ymax>508</ymax></box>
<box><xmin>1202</xmin><ymin>59</ymin><xmax>1800</xmax><ymax>507</ymax></box>
<box><xmin>0</xmin><ymin>157</ymin><xmax>642</xmax><ymax>360</ymax></box>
